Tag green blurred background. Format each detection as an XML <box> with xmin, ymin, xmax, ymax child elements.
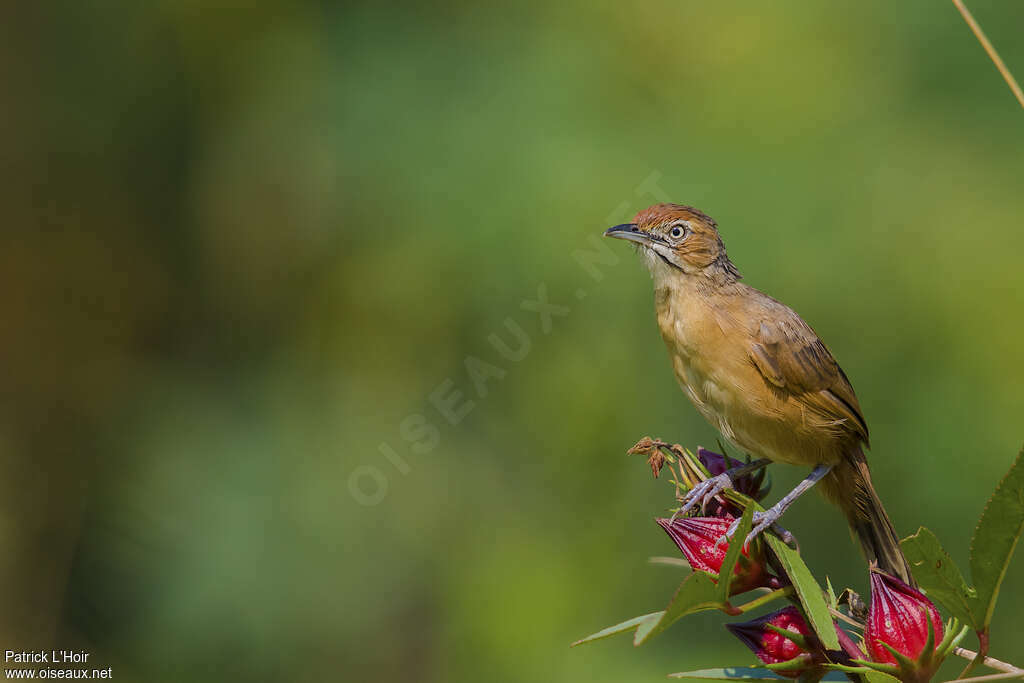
<box><xmin>2</xmin><ymin>1</ymin><xmax>1023</xmax><ymax>681</ymax></box>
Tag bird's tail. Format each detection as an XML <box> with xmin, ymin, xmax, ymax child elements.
<box><xmin>820</xmin><ymin>448</ymin><xmax>915</xmax><ymax>587</ymax></box>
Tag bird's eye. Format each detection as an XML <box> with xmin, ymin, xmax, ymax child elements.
<box><xmin>670</xmin><ymin>226</ymin><xmax>685</xmax><ymax>239</ymax></box>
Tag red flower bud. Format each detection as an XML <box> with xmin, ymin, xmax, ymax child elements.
<box><xmin>656</xmin><ymin>516</ymin><xmax>767</xmax><ymax>594</ymax></box>
<box><xmin>697</xmin><ymin>447</ymin><xmax>744</xmax><ymax>478</ymax></box>
<box><xmin>726</xmin><ymin>607</ymin><xmax>817</xmax><ymax>677</ymax></box>
<box><xmin>696</xmin><ymin>448</ymin><xmax>770</xmax><ymax>516</ymax></box>
<box><xmin>865</xmin><ymin>571</ymin><xmax>944</xmax><ymax>665</ymax></box>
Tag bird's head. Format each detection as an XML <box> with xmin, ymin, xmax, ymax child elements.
<box><xmin>604</xmin><ymin>203</ymin><xmax>739</xmax><ymax>281</ymax></box>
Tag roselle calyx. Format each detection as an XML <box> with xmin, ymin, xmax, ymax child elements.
<box><xmin>656</xmin><ymin>516</ymin><xmax>768</xmax><ymax>594</ymax></box>
<box><xmin>726</xmin><ymin>606</ymin><xmax>822</xmax><ymax>678</ymax></box>
<box><xmin>865</xmin><ymin>570</ymin><xmax>944</xmax><ymax>665</ymax></box>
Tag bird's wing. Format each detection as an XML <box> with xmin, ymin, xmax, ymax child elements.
<box><xmin>747</xmin><ymin>307</ymin><xmax>869</xmax><ymax>445</ymax></box>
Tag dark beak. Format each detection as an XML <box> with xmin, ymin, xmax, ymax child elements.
<box><xmin>604</xmin><ymin>223</ymin><xmax>653</xmax><ymax>245</ymax></box>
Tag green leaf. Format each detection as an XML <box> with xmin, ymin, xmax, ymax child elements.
<box><xmin>900</xmin><ymin>526</ymin><xmax>980</xmax><ymax>629</ymax></box>
<box><xmin>822</xmin><ymin>665</ymin><xmax>901</xmax><ymax>683</ymax></box>
<box><xmin>824</xmin><ymin>576</ymin><xmax>837</xmax><ymax>610</ymax></box>
<box><xmin>764</xmin><ymin>534</ymin><xmax>839</xmax><ymax>651</ymax></box>
<box><xmin>632</xmin><ymin>609</ymin><xmax>662</xmax><ymax>644</ymax></box>
<box><xmin>570</xmin><ymin>611</ymin><xmax>663</xmax><ymax>647</ymax></box>
<box><xmin>634</xmin><ymin>571</ymin><xmax>725</xmax><ymax>645</ymax></box>
<box><xmin>718</xmin><ymin>506</ymin><xmax>755</xmax><ymax>602</ymax></box>
<box><xmin>898</xmin><ymin>450</ymin><xmax>1024</xmax><ymax>635</ymax></box>
<box><xmin>969</xmin><ymin>448</ymin><xmax>1024</xmax><ymax>630</ymax></box>
<box><xmin>668</xmin><ymin>668</ymin><xmax>847</xmax><ymax>681</ymax></box>
<box><xmin>861</xmin><ymin>672</ymin><xmax>902</xmax><ymax>683</ymax></box>
<box><xmin>668</xmin><ymin>667</ymin><xmax>792</xmax><ymax>680</ymax></box>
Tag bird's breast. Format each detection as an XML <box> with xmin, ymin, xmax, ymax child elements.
<box><xmin>656</xmin><ymin>295</ymin><xmax>740</xmax><ymax>424</ymax></box>
<box><xmin>654</xmin><ymin>288</ymin><xmax>823</xmax><ymax>466</ymax></box>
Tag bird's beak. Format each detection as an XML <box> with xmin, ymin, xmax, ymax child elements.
<box><xmin>604</xmin><ymin>223</ymin><xmax>653</xmax><ymax>245</ymax></box>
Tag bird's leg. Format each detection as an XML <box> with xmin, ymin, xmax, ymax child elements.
<box><xmin>720</xmin><ymin>464</ymin><xmax>833</xmax><ymax>547</ymax></box>
<box><xmin>673</xmin><ymin>458</ymin><xmax>771</xmax><ymax>519</ymax></box>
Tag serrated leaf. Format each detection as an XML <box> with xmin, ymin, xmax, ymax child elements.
<box><xmin>718</xmin><ymin>506</ymin><xmax>755</xmax><ymax>602</ymax></box>
<box><xmin>764</xmin><ymin>534</ymin><xmax>839</xmax><ymax>651</ymax></box>
<box><xmin>668</xmin><ymin>668</ymin><xmax>847</xmax><ymax>681</ymax></box>
<box><xmin>634</xmin><ymin>571</ymin><xmax>725</xmax><ymax>645</ymax></box>
<box><xmin>900</xmin><ymin>526</ymin><xmax>980</xmax><ymax>629</ymax></box>
<box><xmin>969</xmin><ymin>448</ymin><xmax>1024</xmax><ymax>629</ymax></box>
<box><xmin>571</xmin><ymin>610</ymin><xmax>664</xmax><ymax>647</ymax></box>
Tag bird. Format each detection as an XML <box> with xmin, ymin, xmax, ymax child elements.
<box><xmin>605</xmin><ymin>203</ymin><xmax>914</xmax><ymax>586</ymax></box>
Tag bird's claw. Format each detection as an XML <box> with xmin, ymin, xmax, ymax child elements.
<box><xmin>672</xmin><ymin>472</ymin><xmax>733</xmax><ymax>519</ymax></box>
<box><xmin>716</xmin><ymin>507</ymin><xmax>794</xmax><ymax>548</ymax></box>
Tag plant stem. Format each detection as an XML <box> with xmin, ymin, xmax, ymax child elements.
<box><xmin>834</xmin><ymin>626</ymin><xmax>865</xmax><ymax>661</ymax></box>
<box><xmin>828</xmin><ymin>606</ymin><xmax>863</xmax><ymax>630</ymax></box>
<box><xmin>734</xmin><ymin>586</ymin><xmax>794</xmax><ymax>613</ymax></box>
<box><xmin>960</xmin><ymin>629</ymin><xmax>993</xmax><ymax>678</ymax></box>
<box><xmin>952</xmin><ymin>0</ymin><xmax>1024</xmax><ymax>109</ymax></box>
<box><xmin>944</xmin><ymin>672</ymin><xmax>1024</xmax><ymax>683</ymax></box>
<box><xmin>953</xmin><ymin>647</ymin><xmax>1024</xmax><ymax>676</ymax></box>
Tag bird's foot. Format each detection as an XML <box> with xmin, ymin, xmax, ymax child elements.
<box><xmin>718</xmin><ymin>505</ymin><xmax>795</xmax><ymax>548</ymax></box>
<box><xmin>672</xmin><ymin>472</ymin><xmax>734</xmax><ymax>520</ymax></box>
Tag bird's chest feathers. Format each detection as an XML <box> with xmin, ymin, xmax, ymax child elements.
<box><xmin>654</xmin><ymin>288</ymin><xmax>739</xmax><ymax>422</ymax></box>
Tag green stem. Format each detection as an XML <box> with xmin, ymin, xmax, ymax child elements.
<box><xmin>733</xmin><ymin>586</ymin><xmax>794</xmax><ymax>613</ymax></box>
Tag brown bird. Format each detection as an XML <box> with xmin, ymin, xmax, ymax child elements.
<box><xmin>605</xmin><ymin>203</ymin><xmax>913</xmax><ymax>585</ymax></box>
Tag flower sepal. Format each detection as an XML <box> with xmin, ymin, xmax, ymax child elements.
<box><xmin>759</xmin><ymin>652</ymin><xmax>836</xmax><ymax>683</ymax></box>
<box><xmin>656</xmin><ymin>515</ymin><xmax>771</xmax><ymax>595</ymax></box>
<box><xmin>763</xmin><ymin>623</ymin><xmax>813</xmax><ymax>652</ymax></box>
<box><xmin>727</xmin><ymin>606</ymin><xmax>842</xmax><ymax>679</ymax></box>
<box><xmin>849</xmin><ymin>617</ymin><xmax>969</xmax><ymax>682</ymax></box>
<box><xmin>856</xmin><ymin>569</ymin><xmax>971</xmax><ymax>681</ymax></box>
